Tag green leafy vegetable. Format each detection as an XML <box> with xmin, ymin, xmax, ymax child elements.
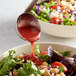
<box><xmin>0</xmin><ymin>50</ymin><xmax>22</xmax><ymax>75</ymax></box>
<box><xmin>34</xmin><ymin>44</ymin><xmax>40</xmax><ymax>54</ymax></box>
<box><xmin>49</xmin><ymin>9</ymin><xmax>56</xmax><ymax>13</ymax></box>
<box><xmin>0</xmin><ymin>50</ymin><xmax>16</xmax><ymax>74</ymax></box>
<box><xmin>44</xmin><ymin>1</ymin><xmax>57</xmax><ymax>9</ymax></box>
<box><xmin>61</xmin><ymin>51</ymin><xmax>71</xmax><ymax>57</ymax></box>
<box><xmin>65</xmin><ymin>21</ymin><xmax>75</xmax><ymax>26</ymax></box>
<box><xmin>54</xmin><ymin>50</ymin><xmax>70</xmax><ymax>57</ymax></box>
<box><xmin>54</xmin><ymin>50</ymin><xmax>62</xmax><ymax>56</ymax></box>
<box><xmin>40</xmin><ymin>16</ymin><xmax>47</xmax><ymax>22</ymax></box>
<box><xmin>39</xmin><ymin>54</ymin><xmax>50</xmax><ymax>62</ymax></box>
<box><xmin>17</xmin><ymin>60</ymin><xmax>42</xmax><ymax>76</ymax></box>
<box><xmin>61</xmin><ymin>18</ymin><xmax>75</xmax><ymax>26</ymax></box>
<box><xmin>58</xmin><ymin>65</ymin><xmax>64</xmax><ymax>72</ymax></box>
<box><xmin>32</xmin><ymin>6</ymin><xmax>37</xmax><ymax>13</ymax></box>
<box><xmin>30</xmin><ymin>10</ymin><xmax>40</xmax><ymax>19</ymax></box>
<box><xmin>40</xmin><ymin>11</ymin><xmax>50</xmax><ymax>21</ymax></box>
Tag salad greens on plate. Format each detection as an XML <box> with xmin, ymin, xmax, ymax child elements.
<box><xmin>0</xmin><ymin>44</ymin><xmax>76</xmax><ymax>76</ymax></box>
<box><xmin>30</xmin><ymin>0</ymin><xmax>76</xmax><ymax>26</ymax></box>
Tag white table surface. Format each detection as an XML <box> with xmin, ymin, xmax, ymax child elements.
<box><xmin>0</xmin><ymin>0</ymin><xmax>76</xmax><ymax>54</ymax></box>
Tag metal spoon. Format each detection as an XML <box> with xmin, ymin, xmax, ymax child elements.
<box><xmin>16</xmin><ymin>0</ymin><xmax>41</xmax><ymax>40</ymax></box>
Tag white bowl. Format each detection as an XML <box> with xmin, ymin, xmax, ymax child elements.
<box><xmin>0</xmin><ymin>42</ymin><xmax>76</xmax><ymax>61</ymax></box>
<box><xmin>39</xmin><ymin>20</ymin><xmax>76</xmax><ymax>38</ymax></box>
<box><xmin>25</xmin><ymin>0</ymin><xmax>76</xmax><ymax>38</ymax></box>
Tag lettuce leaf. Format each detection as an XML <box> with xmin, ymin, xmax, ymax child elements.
<box><xmin>39</xmin><ymin>54</ymin><xmax>50</xmax><ymax>62</ymax></box>
<box><xmin>17</xmin><ymin>60</ymin><xmax>42</xmax><ymax>76</ymax></box>
<box><xmin>44</xmin><ymin>1</ymin><xmax>57</xmax><ymax>9</ymax></box>
<box><xmin>61</xmin><ymin>18</ymin><xmax>75</xmax><ymax>26</ymax></box>
<box><xmin>0</xmin><ymin>50</ymin><xmax>20</xmax><ymax>75</ymax></box>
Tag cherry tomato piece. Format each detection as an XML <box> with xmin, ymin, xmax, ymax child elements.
<box><xmin>50</xmin><ymin>5</ymin><xmax>59</xmax><ymax>9</ymax></box>
<box><xmin>50</xmin><ymin>17</ymin><xmax>61</xmax><ymax>24</ymax></box>
<box><xmin>40</xmin><ymin>51</ymin><xmax>48</xmax><ymax>55</ymax></box>
<box><xmin>51</xmin><ymin>61</ymin><xmax>68</xmax><ymax>73</ymax></box>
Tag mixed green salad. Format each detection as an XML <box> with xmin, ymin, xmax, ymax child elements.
<box><xmin>31</xmin><ymin>0</ymin><xmax>76</xmax><ymax>26</ymax></box>
<box><xmin>0</xmin><ymin>44</ymin><xmax>76</xmax><ymax>76</ymax></box>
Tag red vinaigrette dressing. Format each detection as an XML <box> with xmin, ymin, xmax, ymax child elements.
<box><xmin>17</xmin><ymin>25</ymin><xmax>40</xmax><ymax>56</ymax></box>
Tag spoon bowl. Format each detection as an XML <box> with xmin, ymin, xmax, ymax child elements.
<box><xmin>16</xmin><ymin>0</ymin><xmax>41</xmax><ymax>41</ymax></box>
<box><xmin>17</xmin><ymin>12</ymin><xmax>41</xmax><ymax>42</ymax></box>
<box><xmin>17</xmin><ymin>12</ymin><xmax>40</xmax><ymax>29</ymax></box>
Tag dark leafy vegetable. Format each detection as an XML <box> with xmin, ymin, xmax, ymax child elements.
<box><xmin>48</xmin><ymin>46</ymin><xmax>76</xmax><ymax>75</ymax></box>
<box><xmin>39</xmin><ymin>54</ymin><xmax>50</xmax><ymax>62</ymax></box>
<box><xmin>48</xmin><ymin>46</ymin><xmax>64</xmax><ymax>62</ymax></box>
<box><xmin>61</xmin><ymin>51</ymin><xmax>71</xmax><ymax>57</ymax></box>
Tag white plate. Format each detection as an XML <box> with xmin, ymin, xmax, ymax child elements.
<box><xmin>0</xmin><ymin>42</ymin><xmax>76</xmax><ymax>61</ymax></box>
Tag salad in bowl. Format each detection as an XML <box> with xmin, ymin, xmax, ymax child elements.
<box><xmin>31</xmin><ymin>0</ymin><xmax>76</xmax><ymax>26</ymax></box>
<box><xmin>0</xmin><ymin>43</ymin><xmax>76</xmax><ymax>76</ymax></box>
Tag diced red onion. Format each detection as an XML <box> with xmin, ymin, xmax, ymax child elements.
<box><xmin>74</xmin><ymin>59</ymin><xmax>76</xmax><ymax>63</ymax></box>
<box><xmin>9</xmin><ymin>71</ymin><xmax>13</xmax><ymax>76</ymax></box>
<box><xmin>35</xmin><ymin>5</ymin><xmax>40</xmax><ymax>15</ymax></box>
<box><xmin>63</xmin><ymin>15</ymin><xmax>66</xmax><ymax>18</ymax></box>
<box><xmin>59</xmin><ymin>19</ymin><xmax>63</xmax><ymax>24</ymax></box>
<box><xmin>61</xmin><ymin>9</ymin><xmax>63</xmax><ymax>12</ymax></box>
<box><xmin>54</xmin><ymin>72</ymin><xmax>57</xmax><ymax>76</ymax></box>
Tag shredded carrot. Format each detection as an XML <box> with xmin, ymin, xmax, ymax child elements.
<box><xmin>61</xmin><ymin>5</ymin><xmax>66</xmax><ymax>9</ymax></box>
<box><xmin>69</xmin><ymin>0</ymin><xmax>72</xmax><ymax>2</ymax></box>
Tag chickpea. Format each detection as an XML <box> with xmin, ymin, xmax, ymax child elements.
<box><xmin>50</xmin><ymin>68</ymin><xmax>59</xmax><ymax>74</ymax></box>
<box><xmin>42</xmin><ymin>62</ymin><xmax>48</xmax><ymax>66</ymax></box>
<box><xmin>59</xmin><ymin>72</ymin><xmax>66</xmax><ymax>76</ymax></box>
<box><xmin>43</xmin><ymin>69</ymin><xmax>50</xmax><ymax>76</ymax></box>
<box><xmin>36</xmin><ymin>74</ymin><xmax>40</xmax><ymax>76</ymax></box>
<box><xmin>40</xmin><ymin>65</ymin><xmax>48</xmax><ymax>69</ymax></box>
<box><xmin>56</xmin><ymin>74</ymin><xmax>61</xmax><ymax>76</ymax></box>
<box><xmin>13</xmin><ymin>71</ymin><xmax>18</xmax><ymax>76</ymax></box>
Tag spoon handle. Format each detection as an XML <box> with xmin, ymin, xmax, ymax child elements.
<box><xmin>25</xmin><ymin>0</ymin><xmax>38</xmax><ymax>12</ymax></box>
